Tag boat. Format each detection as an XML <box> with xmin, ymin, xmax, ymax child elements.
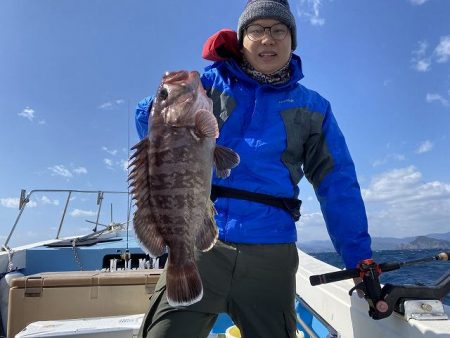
<box><xmin>1</xmin><ymin>188</ymin><xmax>449</xmax><ymax>337</ymax></box>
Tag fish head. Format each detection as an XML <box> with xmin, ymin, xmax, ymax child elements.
<box><xmin>152</xmin><ymin>71</ymin><xmax>213</xmax><ymax>130</ymax></box>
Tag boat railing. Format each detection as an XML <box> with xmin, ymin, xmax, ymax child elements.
<box><xmin>296</xmin><ymin>295</ymin><xmax>339</xmax><ymax>338</ymax></box>
<box><xmin>1</xmin><ymin>189</ymin><xmax>129</xmax><ymax>250</ymax></box>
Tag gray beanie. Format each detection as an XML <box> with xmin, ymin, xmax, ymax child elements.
<box><xmin>237</xmin><ymin>0</ymin><xmax>297</xmax><ymax>50</ymax></box>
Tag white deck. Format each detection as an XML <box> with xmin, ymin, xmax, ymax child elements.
<box><xmin>296</xmin><ymin>249</ymin><xmax>450</xmax><ymax>338</ymax></box>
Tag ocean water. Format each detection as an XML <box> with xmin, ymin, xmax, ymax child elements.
<box><xmin>310</xmin><ymin>249</ymin><xmax>450</xmax><ymax>306</ymax></box>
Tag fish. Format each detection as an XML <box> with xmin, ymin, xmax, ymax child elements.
<box><xmin>129</xmin><ymin>70</ymin><xmax>240</xmax><ymax>307</ymax></box>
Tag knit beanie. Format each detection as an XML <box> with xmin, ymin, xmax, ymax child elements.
<box><xmin>237</xmin><ymin>0</ymin><xmax>297</xmax><ymax>50</ymax></box>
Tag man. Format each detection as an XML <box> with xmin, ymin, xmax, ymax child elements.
<box><xmin>136</xmin><ymin>1</ymin><xmax>372</xmax><ymax>337</ymax></box>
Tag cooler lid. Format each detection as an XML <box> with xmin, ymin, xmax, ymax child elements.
<box><xmin>10</xmin><ymin>269</ymin><xmax>162</xmax><ymax>288</ymax></box>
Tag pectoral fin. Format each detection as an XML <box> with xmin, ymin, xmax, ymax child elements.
<box><xmin>214</xmin><ymin>145</ymin><xmax>240</xmax><ymax>178</ymax></box>
<box><xmin>195</xmin><ymin>109</ymin><xmax>219</xmax><ymax>138</ymax></box>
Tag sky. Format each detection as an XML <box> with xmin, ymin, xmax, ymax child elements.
<box><xmin>0</xmin><ymin>0</ymin><xmax>449</xmax><ymax>248</ymax></box>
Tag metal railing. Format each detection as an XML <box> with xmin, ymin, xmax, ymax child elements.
<box><xmin>2</xmin><ymin>189</ymin><xmax>129</xmax><ymax>250</ymax></box>
<box><xmin>296</xmin><ymin>295</ymin><xmax>340</xmax><ymax>338</ymax></box>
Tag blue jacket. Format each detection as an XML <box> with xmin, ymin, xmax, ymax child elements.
<box><xmin>135</xmin><ymin>54</ymin><xmax>372</xmax><ymax>268</ymax></box>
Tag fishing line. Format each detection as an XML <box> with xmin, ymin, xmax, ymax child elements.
<box><xmin>126</xmin><ymin>98</ymin><xmax>131</xmax><ymax>250</ymax></box>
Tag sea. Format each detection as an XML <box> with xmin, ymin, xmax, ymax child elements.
<box><xmin>310</xmin><ymin>249</ymin><xmax>450</xmax><ymax>306</ymax></box>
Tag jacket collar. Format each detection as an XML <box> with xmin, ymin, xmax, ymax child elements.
<box><xmin>207</xmin><ymin>53</ymin><xmax>304</xmax><ymax>88</ymax></box>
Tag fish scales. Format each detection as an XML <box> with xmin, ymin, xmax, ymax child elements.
<box><xmin>129</xmin><ymin>70</ymin><xmax>240</xmax><ymax>307</ymax></box>
<box><xmin>148</xmin><ymin>125</ymin><xmax>213</xmax><ymax>248</ymax></box>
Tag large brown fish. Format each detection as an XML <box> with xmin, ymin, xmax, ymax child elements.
<box><xmin>129</xmin><ymin>70</ymin><xmax>239</xmax><ymax>307</ymax></box>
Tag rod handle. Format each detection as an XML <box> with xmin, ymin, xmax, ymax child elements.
<box><xmin>310</xmin><ymin>268</ymin><xmax>359</xmax><ymax>286</ymax></box>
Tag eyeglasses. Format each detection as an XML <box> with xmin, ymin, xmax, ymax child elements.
<box><xmin>245</xmin><ymin>23</ymin><xmax>289</xmax><ymax>42</ymax></box>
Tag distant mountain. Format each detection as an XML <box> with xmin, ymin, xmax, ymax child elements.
<box><xmin>425</xmin><ymin>232</ymin><xmax>450</xmax><ymax>241</ymax></box>
<box><xmin>398</xmin><ymin>236</ymin><xmax>450</xmax><ymax>250</ymax></box>
<box><xmin>297</xmin><ymin>240</ymin><xmax>334</xmax><ymax>253</ymax></box>
<box><xmin>297</xmin><ymin>231</ymin><xmax>450</xmax><ymax>253</ymax></box>
<box><xmin>371</xmin><ymin>237</ymin><xmax>411</xmax><ymax>251</ymax></box>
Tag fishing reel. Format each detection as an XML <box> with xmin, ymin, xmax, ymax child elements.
<box><xmin>310</xmin><ymin>252</ymin><xmax>450</xmax><ymax>320</ymax></box>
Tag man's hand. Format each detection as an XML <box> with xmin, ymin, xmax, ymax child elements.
<box><xmin>353</xmin><ymin>277</ymin><xmax>365</xmax><ymax>298</ymax></box>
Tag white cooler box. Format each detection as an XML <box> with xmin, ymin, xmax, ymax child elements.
<box><xmin>15</xmin><ymin>314</ymin><xmax>144</xmax><ymax>338</ymax></box>
<box><xmin>7</xmin><ymin>270</ymin><xmax>162</xmax><ymax>338</ymax></box>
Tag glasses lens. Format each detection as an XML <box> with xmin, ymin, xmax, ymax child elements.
<box><xmin>246</xmin><ymin>24</ymin><xmax>265</xmax><ymax>41</ymax></box>
<box><xmin>271</xmin><ymin>23</ymin><xmax>288</xmax><ymax>40</ymax></box>
<box><xmin>246</xmin><ymin>23</ymin><xmax>289</xmax><ymax>41</ymax></box>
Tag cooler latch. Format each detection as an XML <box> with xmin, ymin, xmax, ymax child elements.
<box><xmin>24</xmin><ymin>276</ymin><xmax>43</xmax><ymax>297</ymax></box>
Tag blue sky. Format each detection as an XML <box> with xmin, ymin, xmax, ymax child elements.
<box><xmin>1</xmin><ymin>0</ymin><xmax>449</xmax><ymax>247</ymax></box>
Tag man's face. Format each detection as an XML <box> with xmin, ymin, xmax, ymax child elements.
<box><xmin>241</xmin><ymin>19</ymin><xmax>292</xmax><ymax>75</ymax></box>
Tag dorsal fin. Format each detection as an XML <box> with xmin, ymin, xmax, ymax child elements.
<box><xmin>128</xmin><ymin>138</ymin><xmax>165</xmax><ymax>257</ymax></box>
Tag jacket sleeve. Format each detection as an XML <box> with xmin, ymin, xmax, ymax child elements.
<box><xmin>135</xmin><ymin>96</ymin><xmax>153</xmax><ymax>140</ymax></box>
<box><xmin>303</xmin><ymin>102</ymin><xmax>372</xmax><ymax>268</ymax></box>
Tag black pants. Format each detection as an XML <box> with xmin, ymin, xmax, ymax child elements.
<box><xmin>139</xmin><ymin>240</ymin><xmax>299</xmax><ymax>338</ymax></box>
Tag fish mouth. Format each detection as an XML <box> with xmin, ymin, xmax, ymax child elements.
<box><xmin>163</xmin><ymin>71</ymin><xmax>200</xmax><ymax>85</ymax></box>
<box><xmin>164</xmin><ymin>71</ymin><xmax>189</xmax><ymax>84</ymax></box>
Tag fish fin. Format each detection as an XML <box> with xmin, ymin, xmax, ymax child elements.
<box><xmin>214</xmin><ymin>145</ymin><xmax>240</xmax><ymax>178</ymax></box>
<box><xmin>134</xmin><ymin>216</ymin><xmax>166</xmax><ymax>257</ymax></box>
<box><xmin>195</xmin><ymin>109</ymin><xmax>219</xmax><ymax>138</ymax></box>
<box><xmin>129</xmin><ymin>138</ymin><xmax>165</xmax><ymax>257</ymax></box>
<box><xmin>166</xmin><ymin>259</ymin><xmax>203</xmax><ymax>307</ymax></box>
<box><xmin>195</xmin><ymin>200</ymin><xmax>218</xmax><ymax>252</ymax></box>
<box><xmin>216</xmin><ymin>169</ymin><xmax>231</xmax><ymax>179</ymax></box>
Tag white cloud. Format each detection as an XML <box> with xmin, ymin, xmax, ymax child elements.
<box><xmin>48</xmin><ymin>165</ymin><xmax>87</xmax><ymax>178</ymax></box>
<box><xmin>415</xmin><ymin>59</ymin><xmax>431</xmax><ymax>72</ymax></box>
<box><xmin>121</xmin><ymin>159</ymin><xmax>129</xmax><ymax>172</ymax></box>
<box><xmin>362</xmin><ymin>166</ymin><xmax>450</xmax><ymax>237</ymax></box>
<box><xmin>409</xmin><ymin>0</ymin><xmax>428</xmax><ymax>5</ymax></box>
<box><xmin>297</xmin><ymin>165</ymin><xmax>450</xmax><ymax>240</ymax></box>
<box><xmin>1</xmin><ymin>197</ymin><xmax>37</xmax><ymax>208</ymax></box>
<box><xmin>48</xmin><ymin>165</ymin><xmax>73</xmax><ymax>178</ymax></box>
<box><xmin>372</xmin><ymin>153</ymin><xmax>406</xmax><ymax>167</ymax></box>
<box><xmin>426</xmin><ymin>93</ymin><xmax>449</xmax><ymax>107</ymax></box>
<box><xmin>99</xmin><ymin>102</ymin><xmax>113</xmax><ymax>110</ymax></box>
<box><xmin>70</xmin><ymin>209</ymin><xmax>97</xmax><ymax>217</ymax></box>
<box><xmin>435</xmin><ymin>35</ymin><xmax>450</xmax><ymax>63</ymax></box>
<box><xmin>102</xmin><ymin>146</ymin><xmax>118</xmax><ymax>156</ymax></box>
<box><xmin>416</xmin><ymin>140</ymin><xmax>433</xmax><ymax>154</ymax></box>
<box><xmin>41</xmin><ymin>196</ymin><xmax>60</xmax><ymax>206</ymax></box>
<box><xmin>73</xmin><ymin>167</ymin><xmax>88</xmax><ymax>175</ymax></box>
<box><xmin>296</xmin><ymin>211</ymin><xmax>330</xmax><ymax>241</ymax></box>
<box><xmin>38</xmin><ymin>120</ymin><xmax>46</xmax><ymax>125</ymax></box>
<box><xmin>362</xmin><ymin>166</ymin><xmax>424</xmax><ymax>202</ymax></box>
<box><xmin>18</xmin><ymin>107</ymin><xmax>35</xmax><ymax>121</ymax></box>
<box><xmin>411</xmin><ymin>41</ymin><xmax>431</xmax><ymax>72</ymax></box>
<box><xmin>101</xmin><ymin>157</ymin><xmax>128</xmax><ymax>172</ymax></box>
<box><xmin>104</xmin><ymin>158</ymin><xmax>113</xmax><ymax>167</ymax></box>
<box><xmin>412</xmin><ymin>36</ymin><xmax>450</xmax><ymax>72</ymax></box>
<box><xmin>98</xmin><ymin>99</ymin><xmax>125</xmax><ymax>110</ymax></box>
<box><xmin>295</xmin><ymin>0</ymin><xmax>326</xmax><ymax>26</ymax></box>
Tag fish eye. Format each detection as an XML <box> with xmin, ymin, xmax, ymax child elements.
<box><xmin>159</xmin><ymin>88</ymin><xmax>168</xmax><ymax>101</ymax></box>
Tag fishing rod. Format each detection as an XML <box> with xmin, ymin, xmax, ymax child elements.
<box><xmin>310</xmin><ymin>252</ymin><xmax>449</xmax><ymax>286</ymax></box>
<box><xmin>310</xmin><ymin>252</ymin><xmax>450</xmax><ymax>320</ymax></box>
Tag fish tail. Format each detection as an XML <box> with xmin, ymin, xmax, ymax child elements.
<box><xmin>166</xmin><ymin>259</ymin><xmax>203</xmax><ymax>307</ymax></box>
